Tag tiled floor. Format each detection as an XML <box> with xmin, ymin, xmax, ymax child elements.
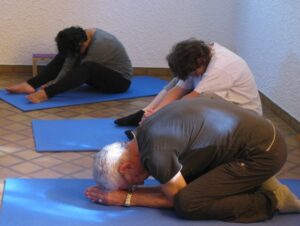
<box><xmin>0</xmin><ymin>73</ymin><xmax>299</xmax><ymax>203</ymax></box>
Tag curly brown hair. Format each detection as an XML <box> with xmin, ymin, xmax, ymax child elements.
<box><xmin>55</xmin><ymin>26</ymin><xmax>87</xmax><ymax>57</ymax></box>
<box><xmin>166</xmin><ymin>39</ymin><xmax>211</xmax><ymax>80</ymax></box>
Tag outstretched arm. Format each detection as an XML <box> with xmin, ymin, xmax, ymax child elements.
<box><xmin>53</xmin><ymin>56</ymin><xmax>79</xmax><ymax>83</ymax></box>
<box><xmin>140</xmin><ymin>88</ymin><xmax>199</xmax><ymax>124</ymax></box>
<box><xmin>139</xmin><ymin>86</ymin><xmax>188</xmax><ymax>124</ymax></box>
<box><xmin>144</xmin><ymin>77</ymin><xmax>180</xmax><ymax>111</ymax></box>
<box><xmin>181</xmin><ymin>90</ymin><xmax>200</xmax><ymax>99</ymax></box>
<box><xmin>152</xmin><ymin>86</ymin><xmax>188</xmax><ymax>112</ymax></box>
<box><xmin>139</xmin><ymin>86</ymin><xmax>189</xmax><ymax>124</ymax></box>
<box><xmin>85</xmin><ymin>185</ymin><xmax>172</xmax><ymax>208</ymax></box>
<box><xmin>85</xmin><ymin>171</ymin><xmax>187</xmax><ymax>208</ymax></box>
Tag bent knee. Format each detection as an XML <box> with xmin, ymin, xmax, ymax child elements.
<box><xmin>112</xmin><ymin>79</ymin><xmax>131</xmax><ymax>93</ymax></box>
<box><xmin>174</xmin><ymin>189</ymin><xmax>209</xmax><ymax>219</ymax></box>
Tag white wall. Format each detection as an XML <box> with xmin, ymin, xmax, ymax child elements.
<box><xmin>236</xmin><ymin>0</ymin><xmax>300</xmax><ymax>121</ymax></box>
<box><xmin>1</xmin><ymin>0</ymin><xmax>298</xmax><ymax>121</ymax></box>
<box><xmin>0</xmin><ymin>0</ymin><xmax>236</xmax><ymax>67</ymax></box>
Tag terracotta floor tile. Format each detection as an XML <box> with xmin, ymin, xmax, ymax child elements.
<box><xmin>15</xmin><ymin>138</ymin><xmax>35</xmax><ymax>148</ymax></box>
<box><xmin>13</xmin><ymin>149</ymin><xmax>44</xmax><ymax>160</ymax></box>
<box><xmin>0</xmin><ymin>143</ymin><xmax>25</xmax><ymax>153</ymax></box>
<box><xmin>10</xmin><ymin>161</ymin><xmax>42</xmax><ymax>174</ymax></box>
<box><xmin>31</xmin><ymin>156</ymin><xmax>63</xmax><ymax>167</ymax></box>
<box><xmin>3</xmin><ymin>123</ymin><xmax>28</xmax><ymax>131</ymax></box>
<box><xmin>51</xmin><ymin>152</ymin><xmax>85</xmax><ymax>161</ymax></box>
<box><xmin>71</xmin><ymin>156</ymin><xmax>94</xmax><ymax>168</ymax></box>
<box><xmin>0</xmin><ymin>139</ymin><xmax>8</xmax><ymax>146</ymax></box>
<box><xmin>0</xmin><ymin>155</ymin><xmax>24</xmax><ymax>167</ymax></box>
<box><xmin>0</xmin><ymin>128</ymin><xmax>10</xmax><ymax>136</ymax></box>
<box><xmin>30</xmin><ymin>169</ymin><xmax>65</xmax><ymax>178</ymax></box>
<box><xmin>6</xmin><ymin>114</ymin><xmax>31</xmax><ymax>122</ymax></box>
<box><xmin>2</xmin><ymin>133</ymin><xmax>27</xmax><ymax>142</ymax></box>
<box><xmin>52</xmin><ymin>162</ymin><xmax>83</xmax><ymax>175</ymax></box>
<box><xmin>70</xmin><ymin>169</ymin><xmax>93</xmax><ymax>179</ymax></box>
<box><xmin>0</xmin><ymin>168</ymin><xmax>20</xmax><ymax>178</ymax></box>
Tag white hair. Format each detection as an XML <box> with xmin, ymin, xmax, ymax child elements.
<box><xmin>93</xmin><ymin>142</ymin><xmax>129</xmax><ymax>191</ymax></box>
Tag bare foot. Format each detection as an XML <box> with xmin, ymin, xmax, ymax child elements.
<box><xmin>26</xmin><ymin>90</ymin><xmax>48</xmax><ymax>103</ymax></box>
<box><xmin>262</xmin><ymin>177</ymin><xmax>300</xmax><ymax>213</ymax></box>
<box><xmin>274</xmin><ymin>185</ymin><xmax>300</xmax><ymax>213</ymax></box>
<box><xmin>262</xmin><ymin>176</ymin><xmax>281</xmax><ymax>191</ymax></box>
<box><xmin>6</xmin><ymin>82</ymin><xmax>35</xmax><ymax>94</ymax></box>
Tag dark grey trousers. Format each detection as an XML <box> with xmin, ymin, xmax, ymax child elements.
<box><xmin>174</xmin><ymin>129</ymin><xmax>287</xmax><ymax>223</ymax></box>
<box><xmin>27</xmin><ymin>54</ymin><xmax>130</xmax><ymax>98</ymax></box>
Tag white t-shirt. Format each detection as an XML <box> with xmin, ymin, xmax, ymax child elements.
<box><xmin>177</xmin><ymin>43</ymin><xmax>262</xmax><ymax>115</ymax></box>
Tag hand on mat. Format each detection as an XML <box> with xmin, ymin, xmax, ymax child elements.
<box><xmin>85</xmin><ymin>186</ymin><xmax>127</xmax><ymax>206</ymax></box>
<box><xmin>26</xmin><ymin>89</ymin><xmax>49</xmax><ymax>104</ymax></box>
<box><xmin>140</xmin><ymin>109</ymin><xmax>155</xmax><ymax>125</ymax></box>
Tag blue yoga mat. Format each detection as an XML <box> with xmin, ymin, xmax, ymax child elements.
<box><xmin>0</xmin><ymin>179</ymin><xmax>299</xmax><ymax>226</ymax></box>
<box><xmin>32</xmin><ymin>118</ymin><xmax>134</xmax><ymax>152</ymax></box>
<box><xmin>0</xmin><ymin>76</ymin><xmax>167</xmax><ymax>111</ymax></box>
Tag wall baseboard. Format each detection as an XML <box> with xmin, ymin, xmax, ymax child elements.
<box><xmin>0</xmin><ymin>65</ymin><xmax>298</xmax><ymax>132</ymax></box>
<box><xmin>0</xmin><ymin>65</ymin><xmax>172</xmax><ymax>78</ymax></box>
<box><xmin>0</xmin><ymin>65</ymin><xmax>32</xmax><ymax>74</ymax></box>
<box><xmin>260</xmin><ymin>92</ymin><xmax>300</xmax><ymax>132</ymax></box>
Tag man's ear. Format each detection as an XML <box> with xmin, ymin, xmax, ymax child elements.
<box><xmin>119</xmin><ymin>161</ymin><xmax>134</xmax><ymax>175</ymax></box>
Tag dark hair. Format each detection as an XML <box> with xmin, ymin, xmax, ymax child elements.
<box><xmin>55</xmin><ymin>26</ymin><xmax>87</xmax><ymax>57</ymax></box>
<box><xmin>166</xmin><ymin>39</ymin><xmax>211</xmax><ymax>80</ymax></box>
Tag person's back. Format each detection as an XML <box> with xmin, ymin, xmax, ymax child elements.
<box><xmin>136</xmin><ymin>93</ymin><xmax>273</xmax><ymax>183</ymax></box>
<box><xmin>179</xmin><ymin>43</ymin><xmax>262</xmax><ymax>115</ymax></box>
<box><xmin>83</xmin><ymin>28</ymin><xmax>132</xmax><ymax>80</ymax></box>
<box><xmin>210</xmin><ymin>43</ymin><xmax>261</xmax><ymax>114</ymax></box>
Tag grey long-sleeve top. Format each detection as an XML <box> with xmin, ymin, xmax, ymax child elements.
<box><xmin>55</xmin><ymin>28</ymin><xmax>132</xmax><ymax>83</ymax></box>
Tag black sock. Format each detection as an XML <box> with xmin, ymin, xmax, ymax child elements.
<box><xmin>114</xmin><ymin>110</ymin><xmax>145</xmax><ymax>126</ymax></box>
<box><xmin>124</xmin><ymin>130</ymin><xmax>134</xmax><ymax>140</ymax></box>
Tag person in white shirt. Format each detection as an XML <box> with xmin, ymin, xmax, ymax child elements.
<box><xmin>115</xmin><ymin>39</ymin><xmax>262</xmax><ymax>126</ymax></box>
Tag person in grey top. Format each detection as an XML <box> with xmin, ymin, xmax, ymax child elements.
<box><xmin>85</xmin><ymin>93</ymin><xmax>300</xmax><ymax>223</ymax></box>
<box><xmin>6</xmin><ymin>26</ymin><xmax>132</xmax><ymax>103</ymax></box>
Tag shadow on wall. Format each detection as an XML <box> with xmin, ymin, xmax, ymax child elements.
<box><xmin>275</xmin><ymin>53</ymin><xmax>300</xmax><ymax>128</ymax></box>
<box><xmin>278</xmin><ymin>53</ymin><xmax>300</xmax><ymax>101</ymax></box>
